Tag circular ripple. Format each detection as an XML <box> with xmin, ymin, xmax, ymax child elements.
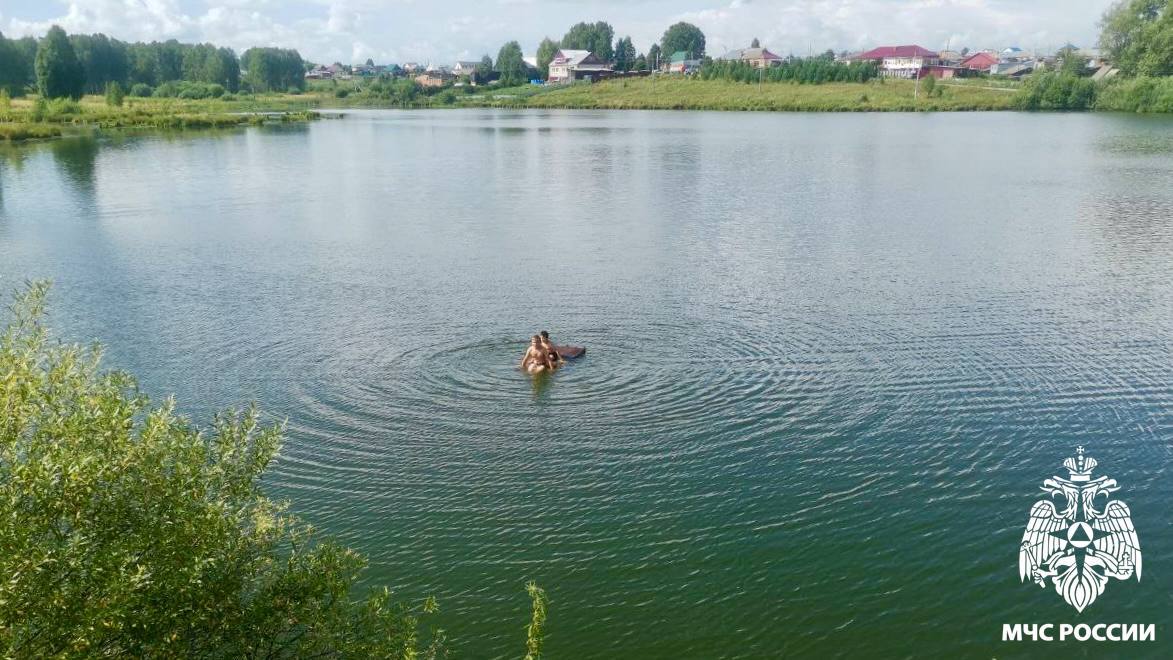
<box><xmin>263</xmin><ymin>313</ymin><xmax>852</xmax><ymax>491</ymax></box>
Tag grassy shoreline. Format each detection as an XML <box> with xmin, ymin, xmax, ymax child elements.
<box><xmin>1</xmin><ymin>94</ymin><xmax>324</xmax><ymax>141</ymax></box>
<box><xmin>303</xmin><ymin>77</ymin><xmax>1020</xmax><ymax>112</ymax></box>
<box><xmin>459</xmin><ymin>77</ymin><xmax>1019</xmax><ymax>112</ymax></box>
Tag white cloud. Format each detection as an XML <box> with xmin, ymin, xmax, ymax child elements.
<box><xmin>1</xmin><ymin>0</ymin><xmax>1118</xmax><ymax>65</ymax></box>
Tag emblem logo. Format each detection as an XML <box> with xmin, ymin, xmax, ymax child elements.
<box><xmin>1019</xmin><ymin>447</ymin><xmax>1141</xmax><ymax>612</ymax></box>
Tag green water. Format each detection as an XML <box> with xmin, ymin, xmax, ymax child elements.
<box><xmin>2</xmin><ymin>110</ymin><xmax>1172</xmax><ymax>658</ymax></box>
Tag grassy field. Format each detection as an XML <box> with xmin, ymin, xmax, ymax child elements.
<box><xmin>457</xmin><ymin>77</ymin><xmax>1019</xmax><ymax>112</ymax></box>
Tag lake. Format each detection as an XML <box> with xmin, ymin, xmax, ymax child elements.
<box><xmin>2</xmin><ymin>109</ymin><xmax>1172</xmax><ymax>658</ymax></box>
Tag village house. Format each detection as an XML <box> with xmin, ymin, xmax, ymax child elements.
<box><xmin>452</xmin><ymin>61</ymin><xmax>480</xmax><ymax>77</ymax></box>
<box><xmin>937</xmin><ymin>50</ymin><xmax>964</xmax><ymax>65</ymax></box>
<box><xmin>305</xmin><ymin>64</ymin><xmax>332</xmax><ymax>79</ymax></box>
<box><xmin>854</xmin><ymin>45</ymin><xmax>939</xmax><ymax>78</ymax></box>
<box><xmin>415</xmin><ymin>70</ymin><xmax>454</xmax><ymax>87</ymax></box>
<box><xmin>989</xmin><ymin>61</ymin><xmax>1035</xmax><ymax>77</ymax></box>
<box><xmin>665</xmin><ymin>51</ymin><xmax>702</xmax><ymax>74</ymax></box>
<box><xmin>959</xmin><ymin>51</ymin><xmax>998</xmax><ymax>73</ymax></box>
<box><xmin>547</xmin><ymin>49</ymin><xmax>612</xmax><ymax>83</ymax></box>
<box><xmin>717</xmin><ymin>46</ymin><xmax>784</xmax><ymax>68</ymax></box>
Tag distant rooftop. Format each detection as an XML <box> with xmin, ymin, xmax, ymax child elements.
<box><xmin>856</xmin><ymin>45</ymin><xmax>937</xmax><ymax>59</ymax></box>
<box><xmin>717</xmin><ymin>47</ymin><xmax>782</xmax><ymax>62</ymax></box>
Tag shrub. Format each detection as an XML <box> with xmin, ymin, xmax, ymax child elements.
<box><xmin>0</xmin><ymin>283</ymin><xmax>446</xmax><ymax>658</ymax></box>
<box><xmin>130</xmin><ymin>83</ymin><xmax>153</xmax><ymax>97</ymax></box>
<box><xmin>334</xmin><ymin>88</ymin><xmax>350</xmax><ymax>98</ymax></box>
<box><xmin>1013</xmin><ymin>72</ymin><xmax>1097</xmax><ymax>110</ymax></box>
<box><xmin>153</xmin><ymin>81</ymin><xmax>181</xmax><ymax>97</ymax></box>
<box><xmin>1095</xmin><ymin>76</ymin><xmax>1173</xmax><ymax>113</ymax></box>
<box><xmin>920</xmin><ymin>74</ymin><xmax>936</xmax><ymax>97</ymax></box>
<box><xmin>104</xmin><ymin>81</ymin><xmax>125</xmax><ymax>107</ymax></box>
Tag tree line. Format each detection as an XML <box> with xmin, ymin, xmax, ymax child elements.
<box><xmin>0</xmin><ymin>25</ymin><xmax>306</xmax><ymax>100</ymax></box>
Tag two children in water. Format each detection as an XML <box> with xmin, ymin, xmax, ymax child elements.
<box><xmin>520</xmin><ymin>330</ymin><xmax>562</xmax><ymax>374</ymax></box>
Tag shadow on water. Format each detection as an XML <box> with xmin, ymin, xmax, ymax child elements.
<box><xmin>0</xmin><ymin>144</ymin><xmax>34</xmax><ymax>214</ymax></box>
<box><xmin>257</xmin><ymin>122</ymin><xmax>311</xmax><ymax>136</ymax></box>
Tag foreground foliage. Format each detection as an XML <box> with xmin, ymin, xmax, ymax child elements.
<box><xmin>0</xmin><ymin>283</ymin><xmax>442</xmax><ymax>658</ymax></box>
<box><xmin>1100</xmin><ymin>0</ymin><xmax>1173</xmax><ymax>77</ymax></box>
<box><xmin>1012</xmin><ymin>71</ymin><xmax>1173</xmax><ymax>112</ymax></box>
<box><xmin>1095</xmin><ymin>75</ymin><xmax>1173</xmax><ymax>111</ymax></box>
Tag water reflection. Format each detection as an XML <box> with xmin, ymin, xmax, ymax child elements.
<box><xmin>50</xmin><ymin>135</ymin><xmax>100</xmax><ymax>196</ymax></box>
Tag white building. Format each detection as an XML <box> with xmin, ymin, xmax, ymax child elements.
<box><xmin>547</xmin><ymin>50</ymin><xmax>612</xmax><ymax>83</ymax></box>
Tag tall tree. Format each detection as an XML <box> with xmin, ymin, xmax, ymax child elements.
<box><xmin>70</xmin><ymin>33</ymin><xmax>129</xmax><ymax>94</ymax></box>
<box><xmin>1099</xmin><ymin>0</ymin><xmax>1172</xmax><ymax>76</ymax></box>
<box><xmin>474</xmin><ymin>54</ymin><xmax>493</xmax><ymax>83</ymax></box>
<box><xmin>648</xmin><ymin>43</ymin><xmax>662</xmax><ymax>69</ymax></box>
<box><xmin>240</xmin><ymin>47</ymin><xmax>304</xmax><ymax>92</ymax></box>
<box><xmin>0</xmin><ymin>32</ymin><xmax>25</xmax><ymax>95</ymax></box>
<box><xmin>536</xmin><ymin>37</ymin><xmax>559</xmax><ymax>79</ymax></box>
<box><xmin>614</xmin><ymin>36</ymin><xmax>636</xmax><ymax>71</ymax></box>
<box><xmin>561</xmin><ymin>21</ymin><xmax>614</xmax><ymax>61</ymax></box>
<box><xmin>495</xmin><ymin>40</ymin><xmax>527</xmax><ymax>86</ymax></box>
<box><xmin>15</xmin><ymin>36</ymin><xmax>39</xmax><ymax>89</ymax></box>
<box><xmin>35</xmin><ymin>25</ymin><xmax>85</xmax><ymax>99</ymax></box>
<box><xmin>660</xmin><ymin>22</ymin><xmax>706</xmax><ymax>58</ymax></box>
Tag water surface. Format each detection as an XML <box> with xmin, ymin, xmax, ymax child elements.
<box><xmin>2</xmin><ymin>110</ymin><xmax>1172</xmax><ymax>658</ymax></box>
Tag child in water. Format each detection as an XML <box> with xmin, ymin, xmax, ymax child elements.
<box><xmin>520</xmin><ymin>335</ymin><xmax>555</xmax><ymax>374</ymax></box>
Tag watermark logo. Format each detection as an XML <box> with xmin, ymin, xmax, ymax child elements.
<box><xmin>1018</xmin><ymin>447</ymin><xmax>1142</xmax><ymax>613</ymax></box>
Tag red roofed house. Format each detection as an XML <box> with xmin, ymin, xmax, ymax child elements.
<box><xmin>855</xmin><ymin>45</ymin><xmax>939</xmax><ymax>79</ymax></box>
<box><xmin>959</xmin><ymin>51</ymin><xmax>997</xmax><ymax>73</ymax></box>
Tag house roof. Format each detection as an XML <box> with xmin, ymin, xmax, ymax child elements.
<box><xmin>554</xmin><ymin>49</ymin><xmax>593</xmax><ymax>67</ymax></box>
<box><xmin>959</xmin><ymin>52</ymin><xmax>997</xmax><ymax>69</ymax></box>
<box><xmin>454</xmin><ymin>61</ymin><xmax>479</xmax><ymax>69</ymax></box>
<box><xmin>718</xmin><ymin>47</ymin><xmax>782</xmax><ymax>62</ymax></box>
<box><xmin>857</xmin><ymin>45</ymin><xmax>937</xmax><ymax>60</ymax></box>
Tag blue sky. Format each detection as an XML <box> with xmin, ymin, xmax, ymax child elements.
<box><xmin>1</xmin><ymin>1</ymin><xmax>1118</xmax><ymax>65</ymax></box>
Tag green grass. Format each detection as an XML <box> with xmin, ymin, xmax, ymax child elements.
<box><xmin>456</xmin><ymin>77</ymin><xmax>1018</xmax><ymax>112</ymax></box>
<box><xmin>0</xmin><ymin>122</ymin><xmax>62</xmax><ymax>141</ymax></box>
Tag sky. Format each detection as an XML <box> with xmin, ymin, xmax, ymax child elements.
<box><xmin>0</xmin><ymin>1</ymin><xmax>1119</xmax><ymax>65</ymax></box>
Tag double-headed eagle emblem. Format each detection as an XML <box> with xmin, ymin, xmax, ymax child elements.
<box><xmin>1019</xmin><ymin>447</ymin><xmax>1141</xmax><ymax>612</ymax></box>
